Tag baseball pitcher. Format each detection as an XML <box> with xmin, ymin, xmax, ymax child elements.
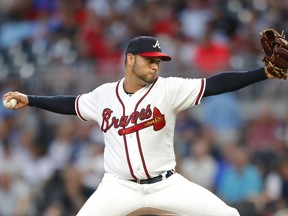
<box><xmin>3</xmin><ymin>29</ymin><xmax>288</xmax><ymax>215</ymax></box>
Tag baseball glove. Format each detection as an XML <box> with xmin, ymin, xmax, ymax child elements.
<box><xmin>260</xmin><ymin>28</ymin><xmax>288</xmax><ymax>80</ymax></box>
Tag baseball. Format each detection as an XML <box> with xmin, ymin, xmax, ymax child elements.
<box><xmin>3</xmin><ymin>98</ymin><xmax>17</xmax><ymax>109</ymax></box>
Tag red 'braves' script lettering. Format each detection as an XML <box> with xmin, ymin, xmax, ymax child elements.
<box><xmin>101</xmin><ymin>105</ymin><xmax>153</xmax><ymax>133</ymax></box>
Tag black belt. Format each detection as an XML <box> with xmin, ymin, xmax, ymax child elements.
<box><xmin>130</xmin><ymin>170</ymin><xmax>174</xmax><ymax>184</ymax></box>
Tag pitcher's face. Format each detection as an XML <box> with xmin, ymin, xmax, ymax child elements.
<box><xmin>131</xmin><ymin>55</ymin><xmax>161</xmax><ymax>84</ymax></box>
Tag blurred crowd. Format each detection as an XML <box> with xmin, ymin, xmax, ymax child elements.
<box><xmin>0</xmin><ymin>0</ymin><xmax>288</xmax><ymax>216</ymax></box>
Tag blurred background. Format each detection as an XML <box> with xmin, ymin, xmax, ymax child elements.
<box><xmin>0</xmin><ymin>0</ymin><xmax>288</xmax><ymax>215</ymax></box>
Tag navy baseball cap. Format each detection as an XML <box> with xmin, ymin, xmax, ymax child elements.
<box><xmin>125</xmin><ymin>36</ymin><xmax>172</xmax><ymax>61</ymax></box>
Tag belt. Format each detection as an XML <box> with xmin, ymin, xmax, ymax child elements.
<box><xmin>130</xmin><ymin>170</ymin><xmax>174</xmax><ymax>184</ymax></box>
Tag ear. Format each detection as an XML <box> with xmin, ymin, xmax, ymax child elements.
<box><xmin>127</xmin><ymin>53</ymin><xmax>135</xmax><ymax>65</ymax></box>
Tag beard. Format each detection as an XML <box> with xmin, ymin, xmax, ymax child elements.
<box><xmin>132</xmin><ymin>65</ymin><xmax>157</xmax><ymax>85</ymax></box>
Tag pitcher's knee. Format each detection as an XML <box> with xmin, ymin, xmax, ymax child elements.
<box><xmin>229</xmin><ymin>207</ymin><xmax>240</xmax><ymax>216</ymax></box>
<box><xmin>207</xmin><ymin>206</ymin><xmax>240</xmax><ymax>216</ymax></box>
<box><xmin>218</xmin><ymin>206</ymin><xmax>240</xmax><ymax>216</ymax></box>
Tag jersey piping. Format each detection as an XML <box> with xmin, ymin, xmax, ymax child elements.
<box><xmin>133</xmin><ymin>78</ymin><xmax>158</xmax><ymax>179</ymax></box>
<box><xmin>116</xmin><ymin>78</ymin><xmax>158</xmax><ymax>180</ymax></box>
<box><xmin>115</xmin><ymin>80</ymin><xmax>137</xmax><ymax>180</ymax></box>
<box><xmin>75</xmin><ymin>95</ymin><xmax>87</xmax><ymax>121</ymax></box>
<box><xmin>195</xmin><ymin>78</ymin><xmax>206</xmax><ymax>105</ymax></box>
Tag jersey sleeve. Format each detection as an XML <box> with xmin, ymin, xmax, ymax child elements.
<box><xmin>75</xmin><ymin>89</ymin><xmax>99</xmax><ymax>122</ymax></box>
<box><xmin>165</xmin><ymin>77</ymin><xmax>206</xmax><ymax>113</ymax></box>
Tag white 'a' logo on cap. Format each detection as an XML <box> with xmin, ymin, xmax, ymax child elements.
<box><xmin>152</xmin><ymin>40</ymin><xmax>161</xmax><ymax>49</ymax></box>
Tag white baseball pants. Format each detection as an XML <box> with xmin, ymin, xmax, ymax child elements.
<box><xmin>77</xmin><ymin>172</ymin><xmax>240</xmax><ymax>216</ymax></box>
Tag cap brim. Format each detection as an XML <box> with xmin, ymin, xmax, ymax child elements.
<box><xmin>138</xmin><ymin>52</ymin><xmax>172</xmax><ymax>61</ymax></box>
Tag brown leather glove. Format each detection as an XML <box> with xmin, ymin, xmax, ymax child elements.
<box><xmin>260</xmin><ymin>28</ymin><xmax>288</xmax><ymax>80</ymax></box>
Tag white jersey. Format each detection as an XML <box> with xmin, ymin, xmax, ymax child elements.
<box><xmin>75</xmin><ymin>76</ymin><xmax>205</xmax><ymax>180</ymax></box>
